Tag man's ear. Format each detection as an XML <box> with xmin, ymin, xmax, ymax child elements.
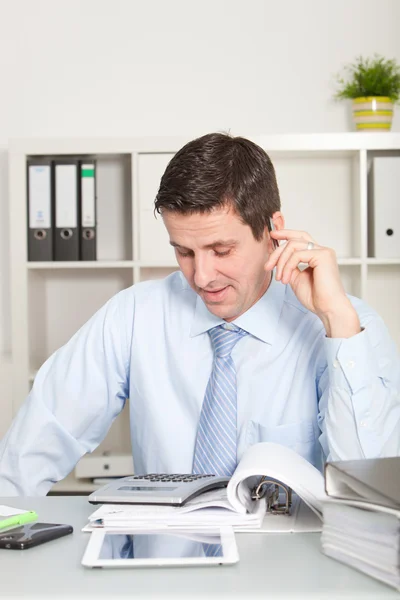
<box><xmin>271</xmin><ymin>211</ymin><xmax>285</xmax><ymax>231</ymax></box>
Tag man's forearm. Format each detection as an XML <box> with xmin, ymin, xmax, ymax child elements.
<box><xmin>325</xmin><ymin>383</ymin><xmax>400</xmax><ymax>461</ymax></box>
<box><xmin>320</xmin><ymin>325</ymin><xmax>400</xmax><ymax>461</ymax></box>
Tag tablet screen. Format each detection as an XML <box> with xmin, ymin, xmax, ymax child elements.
<box><xmin>99</xmin><ymin>531</ymin><xmax>223</xmax><ymax>560</ymax></box>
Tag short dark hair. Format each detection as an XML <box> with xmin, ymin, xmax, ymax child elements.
<box><xmin>154</xmin><ymin>132</ymin><xmax>281</xmax><ymax>241</ymax></box>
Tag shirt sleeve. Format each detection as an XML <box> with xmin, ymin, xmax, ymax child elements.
<box><xmin>0</xmin><ymin>288</ymin><xmax>134</xmax><ymax>496</ymax></box>
<box><xmin>317</xmin><ymin>304</ymin><xmax>400</xmax><ymax>461</ymax></box>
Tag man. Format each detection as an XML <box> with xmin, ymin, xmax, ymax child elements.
<box><xmin>0</xmin><ymin>133</ymin><xmax>399</xmax><ymax>495</ymax></box>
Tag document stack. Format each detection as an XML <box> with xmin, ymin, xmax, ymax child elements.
<box><xmin>321</xmin><ymin>456</ymin><xmax>400</xmax><ymax>592</ymax></box>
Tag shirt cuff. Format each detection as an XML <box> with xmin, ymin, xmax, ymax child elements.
<box><xmin>324</xmin><ymin>328</ymin><xmax>376</xmax><ymax>394</ymax></box>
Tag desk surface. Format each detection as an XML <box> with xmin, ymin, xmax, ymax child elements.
<box><xmin>0</xmin><ymin>496</ymin><xmax>398</xmax><ymax>599</ymax></box>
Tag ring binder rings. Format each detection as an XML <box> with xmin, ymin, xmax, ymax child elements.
<box><xmin>79</xmin><ymin>161</ymin><xmax>97</xmax><ymax>261</ymax></box>
<box><xmin>27</xmin><ymin>159</ymin><xmax>53</xmax><ymax>261</ymax></box>
<box><xmin>252</xmin><ymin>479</ymin><xmax>293</xmax><ymax>515</ymax></box>
<box><xmin>53</xmin><ymin>160</ymin><xmax>79</xmax><ymax>261</ymax></box>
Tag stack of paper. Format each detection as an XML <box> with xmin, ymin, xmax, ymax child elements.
<box><xmin>321</xmin><ymin>501</ymin><xmax>400</xmax><ymax>591</ymax></box>
<box><xmin>84</xmin><ymin>488</ymin><xmax>322</xmax><ymax>533</ymax></box>
<box><xmin>85</xmin><ymin>488</ymin><xmax>266</xmax><ymax>531</ymax></box>
<box><xmin>321</xmin><ymin>456</ymin><xmax>400</xmax><ymax>592</ymax></box>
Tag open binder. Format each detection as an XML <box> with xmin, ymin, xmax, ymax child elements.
<box><xmin>84</xmin><ymin>442</ymin><xmax>325</xmax><ymax>533</ymax></box>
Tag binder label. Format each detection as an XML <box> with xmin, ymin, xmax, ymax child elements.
<box><xmin>55</xmin><ymin>165</ymin><xmax>78</xmax><ymax>228</ymax></box>
<box><xmin>81</xmin><ymin>164</ymin><xmax>95</xmax><ymax>227</ymax></box>
<box><xmin>28</xmin><ymin>165</ymin><xmax>51</xmax><ymax>229</ymax></box>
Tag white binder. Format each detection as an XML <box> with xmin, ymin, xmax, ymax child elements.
<box><xmin>27</xmin><ymin>161</ymin><xmax>53</xmax><ymax>261</ymax></box>
<box><xmin>369</xmin><ymin>157</ymin><xmax>400</xmax><ymax>258</ymax></box>
<box><xmin>80</xmin><ymin>161</ymin><xmax>96</xmax><ymax>260</ymax></box>
<box><xmin>54</xmin><ymin>161</ymin><xmax>79</xmax><ymax>261</ymax></box>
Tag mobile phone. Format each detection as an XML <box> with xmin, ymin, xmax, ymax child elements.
<box><xmin>0</xmin><ymin>522</ymin><xmax>73</xmax><ymax>550</ymax></box>
<box><xmin>269</xmin><ymin>218</ymin><xmax>279</xmax><ymax>250</ymax></box>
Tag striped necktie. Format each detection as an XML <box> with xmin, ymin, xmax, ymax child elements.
<box><xmin>192</xmin><ymin>324</ymin><xmax>248</xmax><ymax>477</ymax></box>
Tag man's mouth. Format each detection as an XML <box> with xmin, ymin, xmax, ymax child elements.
<box><xmin>202</xmin><ymin>286</ymin><xmax>229</xmax><ymax>302</ymax></box>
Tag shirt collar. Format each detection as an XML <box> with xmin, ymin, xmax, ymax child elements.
<box><xmin>189</xmin><ymin>273</ymin><xmax>286</xmax><ymax>345</ymax></box>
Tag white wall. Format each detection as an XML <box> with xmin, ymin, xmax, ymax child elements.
<box><xmin>1</xmin><ymin>0</ymin><xmax>400</xmax><ymax>354</ymax></box>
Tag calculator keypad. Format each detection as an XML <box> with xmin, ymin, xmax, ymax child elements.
<box><xmin>128</xmin><ymin>474</ymin><xmax>215</xmax><ymax>483</ymax></box>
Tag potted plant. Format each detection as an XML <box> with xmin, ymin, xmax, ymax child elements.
<box><xmin>335</xmin><ymin>55</ymin><xmax>400</xmax><ymax>131</ymax></box>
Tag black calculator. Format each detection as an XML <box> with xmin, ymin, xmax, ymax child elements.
<box><xmin>88</xmin><ymin>473</ymin><xmax>230</xmax><ymax>506</ymax></box>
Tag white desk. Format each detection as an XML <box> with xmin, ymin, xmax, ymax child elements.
<box><xmin>0</xmin><ymin>496</ymin><xmax>398</xmax><ymax>599</ymax></box>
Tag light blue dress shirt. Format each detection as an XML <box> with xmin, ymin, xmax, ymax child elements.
<box><xmin>0</xmin><ymin>271</ymin><xmax>399</xmax><ymax>495</ymax></box>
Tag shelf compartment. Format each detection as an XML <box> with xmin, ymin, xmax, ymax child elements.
<box><xmin>28</xmin><ymin>268</ymin><xmax>133</xmax><ymax>372</ymax></box>
<box><xmin>270</xmin><ymin>153</ymin><xmax>361</xmax><ymax>259</ymax></box>
<box><xmin>365</xmin><ymin>265</ymin><xmax>400</xmax><ymax>351</ymax></box>
<box><xmin>25</xmin><ymin>153</ymin><xmax>133</xmax><ymax>263</ymax></box>
<box><xmin>96</xmin><ymin>155</ymin><xmax>133</xmax><ymax>260</ymax></box>
<box><xmin>136</xmin><ymin>153</ymin><xmax>176</xmax><ymax>264</ymax></box>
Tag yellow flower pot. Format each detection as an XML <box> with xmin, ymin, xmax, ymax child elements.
<box><xmin>352</xmin><ymin>96</ymin><xmax>394</xmax><ymax>131</ymax></box>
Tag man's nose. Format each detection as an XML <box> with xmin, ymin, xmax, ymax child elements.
<box><xmin>193</xmin><ymin>255</ymin><xmax>217</xmax><ymax>289</ymax></box>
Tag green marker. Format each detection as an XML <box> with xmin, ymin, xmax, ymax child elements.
<box><xmin>0</xmin><ymin>510</ymin><xmax>38</xmax><ymax>531</ymax></box>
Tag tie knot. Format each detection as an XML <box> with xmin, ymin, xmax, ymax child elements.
<box><xmin>208</xmin><ymin>324</ymin><xmax>247</xmax><ymax>358</ymax></box>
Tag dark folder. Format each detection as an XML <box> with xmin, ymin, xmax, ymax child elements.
<box><xmin>53</xmin><ymin>160</ymin><xmax>80</xmax><ymax>261</ymax></box>
<box><xmin>27</xmin><ymin>159</ymin><xmax>53</xmax><ymax>261</ymax></box>
<box><xmin>79</xmin><ymin>161</ymin><xmax>97</xmax><ymax>261</ymax></box>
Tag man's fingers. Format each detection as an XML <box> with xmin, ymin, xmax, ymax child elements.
<box><xmin>271</xmin><ymin>229</ymin><xmax>314</xmax><ymax>242</ymax></box>
<box><xmin>280</xmin><ymin>249</ymin><xmax>323</xmax><ymax>284</ymax></box>
<box><xmin>268</xmin><ymin>239</ymin><xmax>319</xmax><ymax>278</ymax></box>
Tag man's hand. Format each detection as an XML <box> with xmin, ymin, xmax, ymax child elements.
<box><xmin>265</xmin><ymin>229</ymin><xmax>361</xmax><ymax>338</ymax></box>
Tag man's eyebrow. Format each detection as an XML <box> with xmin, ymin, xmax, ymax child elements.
<box><xmin>169</xmin><ymin>240</ymin><xmax>238</xmax><ymax>250</ymax></box>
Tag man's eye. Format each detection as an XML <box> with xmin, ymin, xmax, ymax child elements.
<box><xmin>175</xmin><ymin>249</ymin><xmax>230</xmax><ymax>258</ymax></box>
<box><xmin>176</xmin><ymin>249</ymin><xmax>191</xmax><ymax>257</ymax></box>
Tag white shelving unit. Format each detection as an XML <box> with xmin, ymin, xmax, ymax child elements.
<box><xmin>7</xmin><ymin>133</ymin><xmax>400</xmax><ymax>493</ymax></box>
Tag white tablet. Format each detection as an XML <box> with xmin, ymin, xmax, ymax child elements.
<box><xmin>81</xmin><ymin>526</ymin><xmax>239</xmax><ymax>568</ymax></box>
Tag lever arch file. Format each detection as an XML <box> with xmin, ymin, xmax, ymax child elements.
<box><xmin>27</xmin><ymin>160</ymin><xmax>53</xmax><ymax>261</ymax></box>
<box><xmin>324</xmin><ymin>456</ymin><xmax>400</xmax><ymax>510</ymax></box>
<box><xmin>368</xmin><ymin>157</ymin><xmax>400</xmax><ymax>258</ymax></box>
<box><xmin>322</xmin><ymin>456</ymin><xmax>400</xmax><ymax>591</ymax></box>
<box><xmin>79</xmin><ymin>161</ymin><xmax>97</xmax><ymax>261</ymax></box>
<box><xmin>53</xmin><ymin>160</ymin><xmax>79</xmax><ymax>261</ymax></box>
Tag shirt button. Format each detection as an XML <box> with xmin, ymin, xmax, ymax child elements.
<box><xmin>333</xmin><ymin>360</ymin><xmax>339</xmax><ymax>369</ymax></box>
<box><xmin>346</xmin><ymin>360</ymin><xmax>355</xmax><ymax>369</ymax></box>
<box><xmin>360</xmin><ymin>420</ymin><xmax>367</xmax><ymax>427</ymax></box>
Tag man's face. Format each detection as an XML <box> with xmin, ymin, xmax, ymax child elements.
<box><xmin>163</xmin><ymin>205</ymin><xmax>274</xmax><ymax>322</ymax></box>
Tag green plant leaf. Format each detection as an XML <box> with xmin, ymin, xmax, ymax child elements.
<box><xmin>334</xmin><ymin>54</ymin><xmax>400</xmax><ymax>104</ymax></box>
